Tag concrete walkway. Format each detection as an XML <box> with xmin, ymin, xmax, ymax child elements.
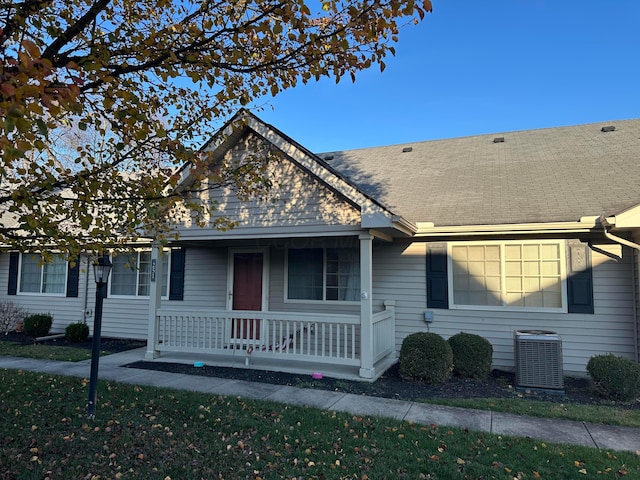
<box><xmin>1</xmin><ymin>348</ymin><xmax>639</xmax><ymax>453</ymax></box>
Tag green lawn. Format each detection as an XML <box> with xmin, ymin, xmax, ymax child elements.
<box><xmin>1</xmin><ymin>369</ymin><xmax>638</xmax><ymax>480</ymax></box>
<box><xmin>0</xmin><ymin>341</ymin><xmax>95</xmax><ymax>362</ymax></box>
<box><xmin>427</xmin><ymin>398</ymin><xmax>640</xmax><ymax>429</ymax></box>
<box><xmin>2</xmin><ymin>340</ymin><xmax>639</xmax><ymax>430</ymax></box>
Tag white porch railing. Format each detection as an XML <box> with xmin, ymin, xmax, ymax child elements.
<box><xmin>155</xmin><ymin>310</ymin><xmax>361</xmax><ymax>366</ymax></box>
<box><xmin>372</xmin><ymin>300</ymin><xmax>396</xmax><ymax>363</ymax></box>
<box><xmin>152</xmin><ymin>302</ymin><xmax>396</xmax><ymax>375</ymax></box>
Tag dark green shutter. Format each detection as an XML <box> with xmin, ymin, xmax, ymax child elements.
<box><xmin>426</xmin><ymin>244</ymin><xmax>449</xmax><ymax>309</ymax></box>
<box><xmin>567</xmin><ymin>241</ymin><xmax>594</xmax><ymax>314</ymax></box>
<box><xmin>169</xmin><ymin>248</ymin><xmax>185</xmax><ymax>301</ymax></box>
<box><xmin>66</xmin><ymin>259</ymin><xmax>80</xmax><ymax>297</ymax></box>
<box><xmin>8</xmin><ymin>252</ymin><xmax>19</xmax><ymax>295</ymax></box>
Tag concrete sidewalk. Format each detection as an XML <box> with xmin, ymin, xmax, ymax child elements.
<box><xmin>1</xmin><ymin>348</ymin><xmax>639</xmax><ymax>453</ymax></box>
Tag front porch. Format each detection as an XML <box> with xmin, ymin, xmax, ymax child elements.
<box><xmin>145</xmin><ymin>302</ymin><xmax>398</xmax><ymax>381</ymax></box>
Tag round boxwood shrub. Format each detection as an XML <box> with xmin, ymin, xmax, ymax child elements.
<box><xmin>399</xmin><ymin>332</ymin><xmax>453</xmax><ymax>384</ymax></box>
<box><xmin>23</xmin><ymin>313</ymin><xmax>53</xmax><ymax>338</ymax></box>
<box><xmin>65</xmin><ymin>322</ymin><xmax>90</xmax><ymax>343</ymax></box>
<box><xmin>447</xmin><ymin>332</ymin><xmax>493</xmax><ymax>379</ymax></box>
<box><xmin>586</xmin><ymin>353</ymin><xmax>640</xmax><ymax>401</ymax></box>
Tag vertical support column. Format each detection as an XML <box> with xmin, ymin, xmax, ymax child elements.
<box><xmin>359</xmin><ymin>233</ymin><xmax>375</xmax><ymax>379</ymax></box>
<box><xmin>146</xmin><ymin>241</ymin><xmax>163</xmax><ymax>359</ymax></box>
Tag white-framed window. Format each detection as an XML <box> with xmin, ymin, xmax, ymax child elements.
<box><xmin>109</xmin><ymin>251</ymin><xmax>169</xmax><ymax>298</ymax></box>
<box><xmin>449</xmin><ymin>241</ymin><xmax>566</xmax><ymax>312</ymax></box>
<box><xmin>18</xmin><ymin>253</ymin><xmax>67</xmax><ymax>295</ymax></box>
<box><xmin>286</xmin><ymin>247</ymin><xmax>360</xmax><ymax>302</ymax></box>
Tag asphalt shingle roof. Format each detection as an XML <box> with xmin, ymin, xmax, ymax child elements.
<box><xmin>321</xmin><ymin>119</ymin><xmax>640</xmax><ymax>227</ymax></box>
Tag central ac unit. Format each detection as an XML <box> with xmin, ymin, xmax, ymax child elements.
<box><xmin>514</xmin><ymin>330</ymin><xmax>564</xmax><ymax>393</ymax></box>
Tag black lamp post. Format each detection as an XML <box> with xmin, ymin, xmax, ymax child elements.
<box><xmin>87</xmin><ymin>256</ymin><xmax>112</xmax><ymax>419</ymax></box>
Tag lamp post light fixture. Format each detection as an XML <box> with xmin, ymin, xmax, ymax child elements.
<box><xmin>87</xmin><ymin>256</ymin><xmax>112</xmax><ymax>419</ymax></box>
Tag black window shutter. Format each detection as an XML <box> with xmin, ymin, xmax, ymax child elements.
<box><xmin>426</xmin><ymin>244</ymin><xmax>449</xmax><ymax>309</ymax></box>
<box><xmin>169</xmin><ymin>248</ymin><xmax>185</xmax><ymax>301</ymax></box>
<box><xmin>66</xmin><ymin>259</ymin><xmax>80</xmax><ymax>297</ymax></box>
<box><xmin>567</xmin><ymin>242</ymin><xmax>594</xmax><ymax>314</ymax></box>
<box><xmin>8</xmin><ymin>252</ymin><xmax>19</xmax><ymax>295</ymax></box>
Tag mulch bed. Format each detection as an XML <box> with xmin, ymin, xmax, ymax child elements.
<box><xmin>125</xmin><ymin>359</ymin><xmax>627</xmax><ymax>408</ymax></box>
<box><xmin>2</xmin><ymin>331</ymin><xmax>636</xmax><ymax>409</ymax></box>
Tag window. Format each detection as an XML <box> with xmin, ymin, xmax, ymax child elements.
<box><xmin>449</xmin><ymin>241</ymin><xmax>564</xmax><ymax>311</ymax></box>
<box><xmin>19</xmin><ymin>254</ymin><xmax>67</xmax><ymax>295</ymax></box>
<box><xmin>287</xmin><ymin>248</ymin><xmax>360</xmax><ymax>302</ymax></box>
<box><xmin>110</xmin><ymin>251</ymin><xmax>169</xmax><ymax>297</ymax></box>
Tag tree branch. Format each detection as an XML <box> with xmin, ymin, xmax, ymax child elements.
<box><xmin>41</xmin><ymin>0</ymin><xmax>111</xmax><ymax>62</ymax></box>
<box><xmin>1</xmin><ymin>0</ymin><xmax>53</xmax><ymax>40</ymax></box>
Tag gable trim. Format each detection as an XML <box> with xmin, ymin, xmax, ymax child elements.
<box><xmin>178</xmin><ymin>110</ymin><xmax>415</xmax><ymax>236</ymax></box>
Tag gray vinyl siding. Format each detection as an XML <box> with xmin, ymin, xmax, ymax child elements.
<box><xmin>99</xmin><ymin>247</ymin><xmax>229</xmax><ymax>341</ymax></box>
<box><xmin>0</xmin><ymin>254</ymin><xmax>88</xmax><ymax>334</ymax></box>
<box><xmin>178</xmin><ymin>240</ymin><xmax>361</xmax><ymax>318</ymax></box>
<box><xmin>180</xmin><ymin>133</ymin><xmax>361</xmax><ymax>236</ymax></box>
<box><xmin>372</xmin><ymin>241</ymin><xmax>637</xmax><ymax>375</ymax></box>
<box><xmin>0</xmin><ymin>253</ymin><xmax>155</xmax><ymax>340</ymax></box>
<box><xmin>634</xmin><ymin>247</ymin><xmax>640</xmax><ymax>362</ymax></box>
<box><xmin>372</xmin><ymin>240</ymin><xmax>426</xmax><ymax>316</ymax></box>
<box><xmin>180</xmin><ymin>247</ymin><xmax>228</xmax><ymax>309</ymax></box>
<box><xmin>101</xmin><ymin>297</ymin><xmax>149</xmax><ymax>340</ymax></box>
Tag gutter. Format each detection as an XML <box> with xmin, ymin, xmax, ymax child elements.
<box><xmin>414</xmin><ymin>218</ymin><xmax>601</xmax><ymax>237</ymax></box>
<box><xmin>391</xmin><ymin>215</ymin><xmax>418</xmax><ymax>236</ymax></box>
<box><xmin>598</xmin><ymin>216</ymin><xmax>640</xmax><ymax>252</ymax></box>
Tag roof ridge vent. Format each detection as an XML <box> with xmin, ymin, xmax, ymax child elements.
<box><xmin>402</xmin><ymin>147</ymin><xmax>413</xmax><ymax>153</ymax></box>
<box><xmin>601</xmin><ymin>125</ymin><xmax>616</xmax><ymax>132</ymax></box>
<box><xmin>493</xmin><ymin>137</ymin><xmax>505</xmax><ymax>143</ymax></box>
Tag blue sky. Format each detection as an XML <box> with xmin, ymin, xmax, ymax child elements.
<box><xmin>251</xmin><ymin>0</ymin><xmax>640</xmax><ymax>153</ymax></box>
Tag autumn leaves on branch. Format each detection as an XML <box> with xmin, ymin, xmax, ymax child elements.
<box><xmin>0</xmin><ymin>0</ymin><xmax>431</xmax><ymax>257</ymax></box>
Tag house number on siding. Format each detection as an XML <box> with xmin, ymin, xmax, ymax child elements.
<box><xmin>151</xmin><ymin>259</ymin><xmax>156</xmax><ymax>282</ymax></box>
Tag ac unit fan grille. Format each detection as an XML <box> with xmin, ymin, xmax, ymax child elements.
<box><xmin>515</xmin><ymin>333</ymin><xmax>564</xmax><ymax>391</ymax></box>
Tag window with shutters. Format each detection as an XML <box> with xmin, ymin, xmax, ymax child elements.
<box><xmin>109</xmin><ymin>251</ymin><xmax>169</xmax><ymax>298</ymax></box>
<box><xmin>448</xmin><ymin>241</ymin><xmax>566</xmax><ymax>312</ymax></box>
<box><xmin>18</xmin><ymin>254</ymin><xmax>67</xmax><ymax>295</ymax></box>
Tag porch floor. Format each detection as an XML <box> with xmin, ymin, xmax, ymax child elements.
<box><xmin>144</xmin><ymin>349</ymin><xmax>397</xmax><ymax>382</ymax></box>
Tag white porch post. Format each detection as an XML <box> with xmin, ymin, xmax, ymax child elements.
<box><xmin>359</xmin><ymin>233</ymin><xmax>375</xmax><ymax>379</ymax></box>
<box><xmin>145</xmin><ymin>241</ymin><xmax>163</xmax><ymax>359</ymax></box>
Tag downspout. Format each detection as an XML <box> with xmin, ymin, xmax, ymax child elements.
<box><xmin>602</xmin><ymin>228</ymin><xmax>640</xmax><ymax>252</ymax></box>
<box><xmin>599</xmin><ymin>216</ymin><xmax>640</xmax><ymax>363</ymax></box>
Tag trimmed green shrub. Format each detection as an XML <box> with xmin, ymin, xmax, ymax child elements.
<box><xmin>23</xmin><ymin>313</ymin><xmax>53</xmax><ymax>338</ymax></box>
<box><xmin>399</xmin><ymin>332</ymin><xmax>453</xmax><ymax>384</ymax></box>
<box><xmin>586</xmin><ymin>353</ymin><xmax>640</xmax><ymax>401</ymax></box>
<box><xmin>447</xmin><ymin>332</ymin><xmax>493</xmax><ymax>379</ymax></box>
<box><xmin>65</xmin><ymin>322</ymin><xmax>90</xmax><ymax>343</ymax></box>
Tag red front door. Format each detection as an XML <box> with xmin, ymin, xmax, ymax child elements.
<box><xmin>232</xmin><ymin>252</ymin><xmax>263</xmax><ymax>340</ymax></box>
